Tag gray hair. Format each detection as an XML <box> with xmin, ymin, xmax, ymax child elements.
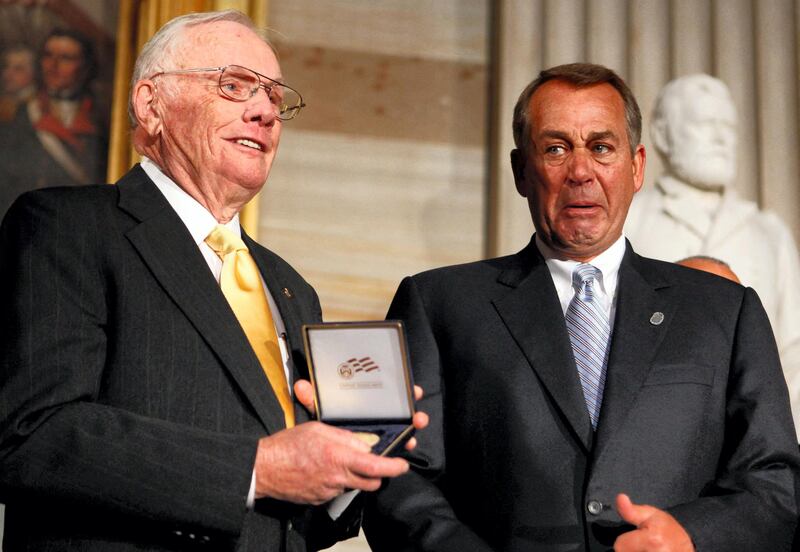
<box><xmin>512</xmin><ymin>63</ymin><xmax>642</xmax><ymax>156</ymax></box>
<box><xmin>128</xmin><ymin>9</ymin><xmax>270</xmax><ymax>127</ymax></box>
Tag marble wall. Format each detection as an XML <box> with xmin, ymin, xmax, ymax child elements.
<box><xmin>261</xmin><ymin>0</ymin><xmax>489</xmax><ymax>322</ymax></box>
<box><xmin>260</xmin><ymin>2</ymin><xmax>489</xmax><ymax>548</ymax></box>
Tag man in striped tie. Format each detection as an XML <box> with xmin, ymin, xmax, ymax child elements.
<box><xmin>365</xmin><ymin>63</ymin><xmax>799</xmax><ymax>551</ymax></box>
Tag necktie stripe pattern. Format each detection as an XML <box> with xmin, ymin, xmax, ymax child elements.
<box><xmin>565</xmin><ymin>263</ymin><xmax>610</xmax><ymax>428</ymax></box>
<box><xmin>205</xmin><ymin>225</ymin><xmax>295</xmax><ymax>428</ymax></box>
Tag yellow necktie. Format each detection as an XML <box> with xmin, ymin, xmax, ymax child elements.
<box><xmin>205</xmin><ymin>225</ymin><xmax>294</xmax><ymax>427</ymax></box>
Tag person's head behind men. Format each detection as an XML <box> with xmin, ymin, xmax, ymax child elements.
<box><xmin>651</xmin><ymin>74</ymin><xmax>737</xmax><ymax>190</ymax></box>
<box><xmin>129</xmin><ymin>10</ymin><xmax>297</xmax><ymax>223</ymax></box>
<box><xmin>677</xmin><ymin>255</ymin><xmax>740</xmax><ymax>284</ymax></box>
<box><xmin>511</xmin><ymin>63</ymin><xmax>646</xmax><ymax>262</ymax></box>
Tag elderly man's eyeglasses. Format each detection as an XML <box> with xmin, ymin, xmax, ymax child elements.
<box><xmin>150</xmin><ymin>65</ymin><xmax>305</xmax><ymax>121</ymax></box>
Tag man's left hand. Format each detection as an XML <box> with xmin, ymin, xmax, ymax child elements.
<box><xmin>614</xmin><ymin>493</ymin><xmax>695</xmax><ymax>552</ymax></box>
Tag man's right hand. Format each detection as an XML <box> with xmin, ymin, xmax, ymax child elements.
<box><xmin>254</xmin><ymin>423</ymin><xmax>410</xmax><ymax>504</ymax></box>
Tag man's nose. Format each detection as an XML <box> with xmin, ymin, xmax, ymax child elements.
<box><xmin>567</xmin><ymin>148</ymin><xmax>594</xmax><ymax>184</ymax></box>
<box><xmin>244</xmin><ymin>91</ymin><xmax>279</xmax><ymax>126</ymax></box>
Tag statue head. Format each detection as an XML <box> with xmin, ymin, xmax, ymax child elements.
<box><xmin>651</xmin><ymin>74</ymin><xmax>737</xmax><ymax>190</ymax></box>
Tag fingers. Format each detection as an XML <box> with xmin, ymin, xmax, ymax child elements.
<box><xmin>616</xmin><ymin>493</ymin><xmax>656</xmax><ymax>527</ymax></box>
<box><xmin>254</xmin><ymin>422</ymin><xmax>408</xmax><ymax>504</ymax></box>
<box><xmin>346</xmin><ymin>447</ymin><xmax>409</xmax><ymax>478</ymax></box>
<box><xmin>414</xmin><ymin>384</ymin><xmax>424</xmax><ymax>401</ymax></box>
<box><xmin>412</xmin><ymin>410</ymin><xmax>429</xmax><ymax>430</ymax></box>
<box><xmin>293</xmin><ymin>379</ymin><xmax>316</xmax><ymax>415</ymax></box>
<box><xmin>613</xmin><ymin>494</ymin><xmax>696</xmax><ymax>552</ymax></box>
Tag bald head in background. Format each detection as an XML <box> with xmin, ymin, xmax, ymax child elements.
<box><xmin>677</xmin><ymin>255</ymin><xmax>740</xmax><ymax>283</ymax></box>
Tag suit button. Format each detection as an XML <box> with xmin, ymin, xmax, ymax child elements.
<box><xmin>587</xmin><ymin>500</ymin><xmax>603</xmax><ymax>515</ymax></box>
<box><xmin>287</xmin><ymin>520</ymin><xmax>293</xmax><ymax>531</ymax></box>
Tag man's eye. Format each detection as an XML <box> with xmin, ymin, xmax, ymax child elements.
<box><xmin>221</xmin><ymin>81</ymin><xmax>242</xmax><ymax>93</ymax></box>
<box><xmin>545</xmin><ymin>145</ymin><xmax>566</xmax><ymax>155</ymax></box>
<box><xmin>592</xmin><ymin>144</ymin><xmax>611</xmax><ymax>154</ymax></box>
<box><xmin>268</xmin><ymin>87</ymin><xmax>284</xmax><ymax>106</ymax></box>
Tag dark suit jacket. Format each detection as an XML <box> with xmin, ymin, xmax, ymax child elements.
<box><xmin>364</xmin><ymin>239</ymin><xmax>800</xmax><ymax>552</ymax></box>
<box><xmin>0</xmin><ymin>166</ymin><xmax>355</xmax><ymax>551</ymax></box>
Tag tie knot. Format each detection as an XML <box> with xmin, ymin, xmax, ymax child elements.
<box><xmin>205</xmin><ymin>224</ymin><xmax>247</xmax><ymax>258</ymax></box>
<box><xmin>573</xmin><ymin>263</ymin><xmax>600</xmax><ymax>289</ymax></box>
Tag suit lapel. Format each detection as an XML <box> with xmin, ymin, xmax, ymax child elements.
<box><xmin>594</xmin><ymin>245</ymin><xmax>672</xmax><ymax>456</ymax></box>
<box><xmin>492</xmin><ymin>242</ymin><xmax>594</xmax><ymax>452</ymax></box>
<box><xmin>245</xmin><ymin>236</ymin><xmax>304</xmax><ymax>358</ymax></box>
<box><xmin>116</xmin><ymin>167</ymin><xmax>287</xmax><ymax>435</ymax></box>
<box><xmin>245</xmin><ymin>235</ymin><xmax>315</xmax><ymax>425</ymax></box>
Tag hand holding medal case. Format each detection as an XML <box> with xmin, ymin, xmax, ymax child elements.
<box><xmin>302</xmin><ymin>321</ymin><xmax>416</xmax><ymax>455</ymax></box>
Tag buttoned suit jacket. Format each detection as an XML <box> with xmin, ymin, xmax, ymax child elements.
<box><xmin>364</xmin><ymin>238</ymin><xmax>800</xmax><ymax>552</ymax></box>
<box><xmin>0</xmin><ymin>166</ymin><xmax>355</xmax><ymax>551</ymax></box>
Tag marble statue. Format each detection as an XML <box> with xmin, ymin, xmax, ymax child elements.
<box><xmin>626</xmin><ymin>74</ymin><xmax>800</xmax><ymax>440</ymax></box>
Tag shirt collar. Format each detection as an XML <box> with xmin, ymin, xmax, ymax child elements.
<box><xmin>535</xmin><ymin>233</ymin><xmax>626</xmax><ymax>296</ymax></box>
<box><xmin>141</xmin><ymin>157</ymin><xmax>241</xmax><ymax>242</ymax></box>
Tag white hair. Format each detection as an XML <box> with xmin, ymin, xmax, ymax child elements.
<box><xmin>128</xmin><ymin>10</ymin><xmax>271</xmax><ymax>127</ymax></box>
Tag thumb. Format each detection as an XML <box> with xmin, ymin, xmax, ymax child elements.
<box><xmin>293</xmin><ymin>379</ymin><xmax>316</xmax><ymax>416</ymax></box>
<box><xmin>616</xmin><ymin>493</ymin><xmax>656</xmax><ymax>527</ymax></box>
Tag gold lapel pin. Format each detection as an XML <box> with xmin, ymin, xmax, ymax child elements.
<box><xmin>282</xmin><ymin>287</ymin><xmax>293</xmax><ymax>298</ymax></box>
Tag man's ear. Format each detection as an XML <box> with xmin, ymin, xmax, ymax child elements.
<box><xmin>132</xmin><ymin>80</ymin><xmax>162</xmax><ymax>137</ymax></box>
<box><xmin>510</xmin><ymin>148</ymin><xmax>529</xmax><ymax>197</ymax></box>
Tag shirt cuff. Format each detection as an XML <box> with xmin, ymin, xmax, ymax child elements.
<box><xmin>247</xmin><ymin>469</ymin><xmax>256</xmax><ymax>509</ymax></box>
<box><xmin>326</xmin><ymin>490</ymin><xmax>360</xmax><ymax>520</ymax></box>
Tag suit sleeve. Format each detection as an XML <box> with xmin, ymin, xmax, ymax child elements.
<box><xmin>363</xmin><ymin>276</ymin><xmax>494</xmax><ymax>552</ymax></box>
<box><xmin>0</xmin><ymin>192</ymin><xmax>256</xmax><ymax>539</ymax></box>
<box><xmin>668</xmin><ymin>287</ymin><xmax>800</xmax><ymax>550</ymax></box>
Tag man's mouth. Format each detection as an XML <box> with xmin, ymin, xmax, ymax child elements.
<box><xmin>234</xmin><ymin>138</ymin><xmax>264</xmax><ymax>151</ymax></box>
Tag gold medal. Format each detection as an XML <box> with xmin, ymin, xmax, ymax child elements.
<box><xmin>353</xmin><ymin>432</ymin><xmax>380</xmax><ymax>449</ymax></box>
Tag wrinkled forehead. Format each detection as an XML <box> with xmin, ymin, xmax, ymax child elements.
<box><xmin>530</xmin><ymin>81</ymin><xmax>627</xmax><ymax>129</ymax></box>
<box><xmin>176</xmin><ymin>21</ymin><xmax>281</xmax><ymax>78</ymax></box>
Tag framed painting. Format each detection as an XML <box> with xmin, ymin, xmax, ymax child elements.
<box><xmin>0</xmin><ymin>0</ymin><xmax>118</xmax><ymax>218</ymax></box>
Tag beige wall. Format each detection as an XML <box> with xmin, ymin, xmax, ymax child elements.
<box><xmin>261</xmin><ymin>0</ymin><xmax>489</xmax><ymax>322</ymax></box>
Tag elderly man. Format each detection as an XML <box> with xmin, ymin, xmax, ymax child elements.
<box><xmin>364</xmin><ymin>63</ymin><xmax>799</xmax><ymax>551</ymax></box>
<box><xmin>625</xmin><ymin>74</ymin><xmax>800</xmax><ymax>440</ymax></box>
<box><xmin>0</xmin><ymin>10</ymin><xmax>424</xmax><ymax>551</ymax></box>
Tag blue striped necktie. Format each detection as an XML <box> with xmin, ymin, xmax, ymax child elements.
<box><xmin>565</xmin><ymin>263</ymin><xmax>610</xmax><ymax>429</ymax></box>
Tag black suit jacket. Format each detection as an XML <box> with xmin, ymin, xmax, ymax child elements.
<box><xmin>364</xmin><ymin>239</ymin><xmax>800</xmax><ymax>552</ymax></box>
<box><xmin>0</xmin><ymin>166</ymin><xmax>355</xmax><ymax>551</ymax></box>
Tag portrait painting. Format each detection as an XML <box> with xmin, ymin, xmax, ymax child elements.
<box><xmin>0</xmin><ymin>0</ymin><xmax>118</xmax><ymax>218</ymax></box>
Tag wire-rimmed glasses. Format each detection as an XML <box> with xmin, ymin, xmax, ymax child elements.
<box><xmin>150</xmin><ymin>64</ymin><xmax>305</xmax><ymax>121</ymax></box>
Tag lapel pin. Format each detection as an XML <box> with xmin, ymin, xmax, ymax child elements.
<box><xmin>282</xmin><ymin>287</ymin><xmax>293</xmax><ymax>298</ymax></box>
<box><xmin>650</xmin><ymin>312</ymin><xmax>665</xmax><ymax>326</ymax></box>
